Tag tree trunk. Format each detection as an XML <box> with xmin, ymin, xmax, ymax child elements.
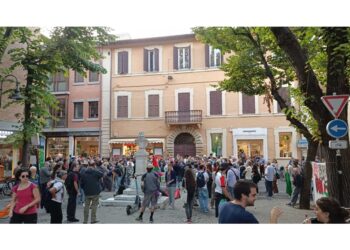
<box><xmin>299</xmin><ymin>140</ymin><xmax>318</xmax><ymax>209</ymax></box>
<box><xmin>21</xmin><ymin>75</ymin><xmax>32</xmax><ymax>168</ymax></box>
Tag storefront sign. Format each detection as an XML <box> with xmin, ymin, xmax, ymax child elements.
<box><xmin>0</xmin><ymin>130</ymin><xmax>13</xmax><ymax>138</ymax></box>
<box><xmin>297</xmin><ymin>138</ymin><xmax>308</xmax><ymax>148</ymax></box>
<box><xmin>312</xmin><ymin>161</ymin><xmax>328</xmax><ymax>201</ymax></box>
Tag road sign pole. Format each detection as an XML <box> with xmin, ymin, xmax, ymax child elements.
<box><xmin>335</xmin><ymin>140</ymin><xmax>344</xmax><ymax>206</ymax></box>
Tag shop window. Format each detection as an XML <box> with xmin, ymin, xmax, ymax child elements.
<box><xmin>47</xmin><ymin>137</ymin><xmax>69</xmax><ymax>159</ymax></box>
<box><xmin>210</xmin><ymin>133</ymin><xmax>222</xmax><ymax>157</ymax></box>
<box><xmin>279</xmin><ymin>132</ymin><xmax>292</xmax><ymax>157</ymax></box>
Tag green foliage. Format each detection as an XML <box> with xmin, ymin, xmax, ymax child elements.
<box><xmin>1</xmin><ymin>27</ymin><xmax>116</xmax><ymax>148</ymax></box>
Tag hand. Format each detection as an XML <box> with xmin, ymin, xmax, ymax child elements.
<box><xmin>270</xmin><ymin>207</ymin><xmax>283</xmax><ymax>223</ymax></box>
<box><xmin>18</xmin><ymin>205</ymin><xmax>28</xmax><ymax>214</ymax></box>
<box><xmin>8</xmin><ymin>210</ymin><xmax>13</xmax><ymax>218</ymax></box>
<box><xmin>303</xmin><ymin>218</ymin><xmax>311</xmax><ymax>224</ymax></box>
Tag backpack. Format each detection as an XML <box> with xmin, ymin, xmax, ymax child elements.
<box><xmin>114</xmin><ymin>165</ymin><xmax>123</xmax><ymax>176</ymax></box>
<box><xmin>43</xmin><ymin>180</ymin><xmax>63</xmax><ymax>203</ymax></box>
<box><xmin>196</xmin><ymin>171</ymin><xmax>206</xmax><ymax>188</ymax></box>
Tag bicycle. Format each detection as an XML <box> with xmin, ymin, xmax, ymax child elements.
<box><xmin>0</xmin><ymin>177</ymin><xmax>16</xmax><ymax>197</ymax></box>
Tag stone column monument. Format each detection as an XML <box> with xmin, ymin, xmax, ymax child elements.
<box><xmin>134</xmin><ymin>132</ymin><xmax>149</xmax><ymax>175</ymax></box>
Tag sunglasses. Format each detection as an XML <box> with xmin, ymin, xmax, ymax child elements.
<box><xmin>21</xmin><ymin>175</ymin><xmax>29</xmax><ymax>178</ymax></box>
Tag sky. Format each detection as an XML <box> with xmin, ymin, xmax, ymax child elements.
<box><xmin>2</xmin><ymin>0</ymin><xmax>350</xmax><ymax>39</ymax></box>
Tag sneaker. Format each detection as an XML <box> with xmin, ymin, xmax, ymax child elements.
<box><xmin>91</xmin><ymin>220</ymin><xmax>99</xmax><ymax>224</ymax></box>
<box><xmin>149</xmin><ymin>218</ymin><xmax>154</xmax><ymax>223</ymax></box>
<box><xmin>135</xmin><ymin>217</ymin><xmax>143</xmax><ymax>222</ymax></box>
<box><xmin>68</xmin><ymin>218</ymin><xmax>79</xmax><ymax>222</ymax></box>
<box><xmin>184</xmin><ymin>219</ymin><xmax>192</xmax><ymax>223</ymax></box>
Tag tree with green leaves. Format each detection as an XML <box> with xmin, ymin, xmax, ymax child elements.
<box><xmin>194</xmin><ymin>27</ymin><xmax>350</xmax><ymax>208</ymax></box>
<box><xmin>0</xmin><ymin>27</ymin><xmax>116</xmax><ymax>168</ymax></box>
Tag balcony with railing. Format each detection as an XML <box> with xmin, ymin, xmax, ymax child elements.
<box><xmin>165</xmin><ymin>110</ymin><xmax>202</xmax><ymax>125</ymax></box>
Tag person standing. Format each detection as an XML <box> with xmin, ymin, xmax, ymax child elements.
<box><xmin>39</xmin><ymin>161</ymin><xmax>51</xmax><ymax>211</ymax></box>
<box><xmin>136</xmin><ymin>164</ymin><xmax>160</xmax><ymax>223</ymax></box>
<box><xmin>286</xmin><ymin>162</ymin><xmax>303</xmax><ymax>207</ymax></box>
<box><xmin>226</xmin><ymin>162</ymin><xmax>240</xmax><ymax>198</ymax></box>
<box><xmin>196</xmin><ymin>164</ymin><xmax>209</xmax><ymax>213</ymax></box>
<box><xmin>184</xmin><ymin>165</ymin><xmax>196</xmax><ymax>223</ymax></box>
<box><xmin>264</xmin><ymin>161</ymin><xmax>275</xmax><ymax>198</ymax></box>
<box><xmin>65</xmin><ymin>162</ymin><xmax>80</xmax><ymax>222</ymax></box>
<box><xmin>165</xmin><ymin>162</ymin><xmax>177</xmax><ymax>209</ymax></box>
<box><xmin>81</xmin><ymin>160</ymin><xmax>103</xmax><ymax>224</ymax></box>
<box><xmin>214</xmin><ymin>163</ymin><xmax>233</xmax><ymax>218</ymax></box>
<box><xmin>219</xmin><ymin>180</ymin><xmax>282</xmax><ymax>223</ymax></box>
<box><xmin>9</xmin><ymin>169</ymin><xmax>41</xmax><ymax>224</ymax></box>
<box><xmin>47</xmin><ymin>170</ymin><xmax>67</xmax><ymax>224</ymax></box>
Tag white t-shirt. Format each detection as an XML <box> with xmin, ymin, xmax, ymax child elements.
<box><xmin>245</xmin><ymin>166</ymin><xmax>252</xmax><ymax>180</ymax></box>
<box><xmin>50</xmin><ymin>179</ymin><xmax>65</xmax><ymax>203</ymax></box>
<box><xmin>215</xmin><ymin>171</ymin><xmax>226</xmax><ymax>194</ymax></box>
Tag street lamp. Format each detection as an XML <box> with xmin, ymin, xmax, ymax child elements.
<box><xmin>0</xmin><ymin>74</ymin><xmax>23</xmax><ymax>107</ymax></box>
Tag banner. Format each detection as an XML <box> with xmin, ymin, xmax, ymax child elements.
<box><xmin>312</xmin><ymin>161</ymin><xmax>328</xmax><ymax>201</ymax></box>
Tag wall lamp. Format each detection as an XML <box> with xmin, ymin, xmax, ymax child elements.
<box><xmin>0</xmin><ymin>74</ymin><xmax>23</xmax><ymax>107</ymax></box>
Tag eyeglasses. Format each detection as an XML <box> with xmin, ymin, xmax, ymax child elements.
<box><xmin>21</xmin><ymin>175</ymin><xmax>29</xmax><ymax>178</ymax></box>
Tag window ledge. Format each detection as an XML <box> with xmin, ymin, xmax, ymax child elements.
<box><xmin>87</xmin><ymin>82</ymin><xmax>100</xmax><ymax>85</ymax></box>
<box><xmin>87</xmin><ymin>118</ymin><xmax>99</xmax><ymax>121</ymax></box>
<box><xmin>72</xmin><ymin>119</ymin><xmax>84</xmax><ymax>122</ymax></box>
<box><xmin>73</xmin><ymin>82</ymin><xmax>85</xmax><ymax>86</ymax></box>
<box><xmin>52</xmin><ymin>91</ymin><xmax>70</xmax><ymax>95</ymax></box>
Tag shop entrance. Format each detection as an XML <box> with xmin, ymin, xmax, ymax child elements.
<box><xmin>75</xmin><ymin>136</ymin><xmax>99</xmax><ymax>157</ymax></box>
<box><xmin>174</xmin><ymin>133</ymin><xmax>196</xmax><ymax>157</ymax></box>
<box><xmin>237</xmin><ymin>139</ymin><xmax>263</xmax><ymax>159</ymax></box>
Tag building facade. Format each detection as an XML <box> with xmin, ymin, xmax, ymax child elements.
<box><xmin>42</xmin><ymin>67</ymin><xmax>104</xmax><ymax>159</ymax></box>
<box><xmin>103</xmin><ymin>34</ymin><xmax>302</xmax><ymax>164</ymax></box>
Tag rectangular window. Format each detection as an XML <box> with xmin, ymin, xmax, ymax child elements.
<box><xmin>118</xmin><ymin>51</ymin><xmax>129</xmax><ymax>74</ymax></box>
<box><xmin>74</xmin><ymin>71</ymin><xmax>84</xmax><ymax>83</ymax></box>
<box><xmin>242</xmin><ymin>94</ymin><xmax>255</xmax><ymax>114</ymax></box>
<box><xmin>47</xmin><ymin>98</ymin><xmax>67</xmax><ymax>128</ymax></box>
<box><xmin>117</xmin><ymin>96</ymin><xmax>128</xmax><ymax>118</ymax></box>
<box><xmin>211</xmin><ymin>133</ymin><xmax>223</xmax><ymax>157</ymax></box>
<box><xmin>144</xmin><ymin>48</ymin><xmax>159</xmax><ymax>72</ymax></box>
<box><xmin>208</xmin><ymin>46</ymin><xmax>222</xmax><ymax>67</ymax></box>
<box><xmin>148</xmin><ymin>94</ymin><xmax>159</xmax><ymax>117</ymax></box>
<box><xmin>210</xmin><ymin>90</ymin><xmax>222</xmax><ymax>115</ymax></box>
<box><xmin>279</xmin><ymin>132</ymin><xmax>292</xmax><ymax>157</ymax></box>
<box><xmin>174</xmin><ymin>46</ymin><xmax>191</xmax><ymax>70</ymax></box>
<box><xmin>48</xmin><ymin>72</ymin><xmax>68</xmax><ymax>92</ymax></box>
<box><xmin>89</xmin><ymin>71</ymin><xmax>99</xmax><ymax>82</ymax></box>
<box><xmin>89</xmin><ymin>101</ymin><xmax>98</xmax><ymax>118</ymax></box>
<box><xmin>74</xmin><ymin>102</ymin><xmax>84</xmax><ymax>119</ymax></box>
<box><xmin>277</xmin><ymin>87</ymin><xmax>291</xmax><ymax>113</ymax></box>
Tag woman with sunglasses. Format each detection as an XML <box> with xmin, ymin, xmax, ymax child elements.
<box><xmin>8</xmin><ymin>168</ymin><xmax>41</xmax><ymax>223</ymax></box>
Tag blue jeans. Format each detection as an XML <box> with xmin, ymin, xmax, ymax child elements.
<box><xmin>176</xmin><ymin>176</ymin><xmax>183</xmax><ymax>188</ymax></box>
<box><xmin>167</xmin><ymin>186</ymin><xmax>176</xmax><ymax>208</ymax></box>
<box><xmin>227</xmin><ymin>186</ymin><xmax>234</xmax><ymax>199</ymax></box>
<box><xmin>198</xmin><ymin>187</ymin><xmax>209</xmax><ymax>212</ymax></box>
<box><xmin>114</xmin><ymin>176</ymin><xmax>122</xmax><ymax>191</ymax></box>
<box><xmin>77</xmin><ymin>187</ymin><xmax>85</xmax><ymax>204</ymax></box>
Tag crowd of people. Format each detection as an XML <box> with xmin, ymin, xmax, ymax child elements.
<box><xmin>4</xmin><ymin>153</ymin><xmax>349</xmax><ymax>224</ymax></box>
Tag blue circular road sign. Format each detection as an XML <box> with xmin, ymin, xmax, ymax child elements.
<box><xmin>326</xmin><ymin>119</ymin><xmax>348</xmax><ymax>138</ymax></box>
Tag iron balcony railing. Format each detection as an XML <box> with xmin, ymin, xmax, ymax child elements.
<box><xmin>165</xmin><ymin>110</ymin><xmax>202</xmax><ymax>125</ymax></box>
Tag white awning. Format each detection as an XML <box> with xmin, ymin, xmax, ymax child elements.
<box><xmin>109</xmin><ymin>138</ymin><xmax>165</xmax><ymax>144</ymax></box>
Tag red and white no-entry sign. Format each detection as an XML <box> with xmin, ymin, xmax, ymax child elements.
<box><xmin>321</xmin><ymin>94</ymin><xmax>349</xmax><ymax>118</ymax></box>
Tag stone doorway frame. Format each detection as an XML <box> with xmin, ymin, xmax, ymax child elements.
<box><xmin>166</xmin><ymin>126</ymin><xmax>204</xmax><ymax>157</ymax></box>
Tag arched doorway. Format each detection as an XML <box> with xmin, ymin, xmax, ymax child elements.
<box><xmin>174</xmin><ymin>133</ymin><xmax>196</xmax><ymax>157</ymax></box>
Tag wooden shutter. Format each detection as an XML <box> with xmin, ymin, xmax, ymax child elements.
<box><xmin>210</xmin><ymin>91</ymin><xmax>222</xmax><ymax>115</ymax></box>
<box><xmin>122</xmin><ymin>51</ymin><xmax>128</xmax><ymax>74</ymax></box>
<box><xmin>117</xmin><ymin>96</ymin><xmax>128</xmax><ymax>118</ymax></box>
<box><xmin>173</xmin><ymin>47</ymin><xmax>178</xmax><ymax>70</ymax></box>
<box><xmin>118</xmin><ymin>52</ymin><xmax>123</xmax><ymax>74</ymax></box>
<box><xmin>154</xmin><ymin>48</ymin><xmax>159</xmax><ymax>72</ymax></box>
<box><xmin>148</xmin><ymin>94</ymin><xmax>159</xmax><ymax>117</ymax></box>
<box><xmin>242</xmin><ymin>94</ymin><xmax>255</xmax><ymax>114</ymax></box>
<box><xmin>178</xmin><ymin>93</ymin><xmax>190</xmax><ymax>111</ymax></box>
<box><xmin>187</xmin><ymin>46</ymin><xmax>191</xmax><ymax>69</ymax></box>
<box><xmin>144</xmin><ymin>49</ymin><xmax>148</xmax><ymax>72</ymax></box>
<box><xmin>205</xmin><ymin>44</ymin><xmax>209</xmax><ymax>68</ymax></box>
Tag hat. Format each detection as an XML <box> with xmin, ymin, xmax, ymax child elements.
<box><xmin>146</xmin><ymin>163</ymin><xmax>154</xmax><ymax>169</ymax></box>
<box><xmin>57</xmin><ymin>170</ymin><xmax>67</xmax><ymax>178</ymax></box>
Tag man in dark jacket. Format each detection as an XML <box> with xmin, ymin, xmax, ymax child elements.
<box><xmin>81</xmin><ymin>160</ymin><xmax>103</xmax><ymax>224</ymax></box>
<box><xmin>65</xmin><ymin>162</ymin><xmax>80</xmax><ymax>222</ymax></box>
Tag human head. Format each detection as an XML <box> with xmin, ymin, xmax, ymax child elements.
<box><xmin>233</xmin><ymin>180</ymin><xmax>258</xmax><ymax>207</ymax></box>
<box><xmin>57</xmin><ymin>170</ymin><xmax>68</xmax><ymax>180</ymax></box>
<box><xmin>315</xmin><ymin>197</ymin><xmax>349</xmax><ymax>223</ymax></box>
<box><xmin>146</xmin><ymin>163</ymin><xmax>153</xmax><ymax>172</ymax></box>
<box><xmin>88</xmin><ymin>160</ymin><xmax>96</xmax><ymax>168</ymax></box>
<box><xmin>219</xmin><ymin>162</ymin><xmax>229</xmax><ymax>173</ymax></box>
<box><xmin>15</xmin><ymin>168</ymin><xmax>30</xmax><ymax>182</ymax></box>
<box><xmin>29</xmin><ymin>166</ymin><xmax>37</xmax><ymax>175</ymax></box>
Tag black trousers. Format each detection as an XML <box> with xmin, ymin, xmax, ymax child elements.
<box><xmin>67</xmin><ymin>193</ymin><xmax>77</xmax><ymax>220</ymax></box>
<box><xmin>215</xmin><ymin>192</ymin><xmax>225</xmax><ymax>218</ymax></box>
<box><xmin>49</xmin><ymin>200</ymin><xmax>63</xmax><ymax>224</ymax></box>
<box><xmin>40</xmin><ymin>182</ymin><xmax>48</xmax><ymax>209</ymax></box>
<box><xmin>10</xmin><ymin>212</ymin><xmax>37</xmax><ymax>224</ymax></box>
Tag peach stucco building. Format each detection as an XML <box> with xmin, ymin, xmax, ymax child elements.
<box><xmin>102</xmin><ymin>34</ymin><xmax>303</xmax><ymax>164</ymax></box>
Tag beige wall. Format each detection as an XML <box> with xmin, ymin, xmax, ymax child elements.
<box><xmin>108</xmin><ymin>35</ymin><xmax>301</xmax><ymax>159</ymax></box>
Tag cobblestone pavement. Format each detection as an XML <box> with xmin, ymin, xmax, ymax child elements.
<box><xmin>0</xmin><ymin>179</ymin><xmax>315</xmax><ymax>224</ymax></box>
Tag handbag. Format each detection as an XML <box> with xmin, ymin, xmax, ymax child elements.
<box><xmin>174</xmin><ymin>188</ymin><xmax>181</xmax><ymax>199</ymax></box>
